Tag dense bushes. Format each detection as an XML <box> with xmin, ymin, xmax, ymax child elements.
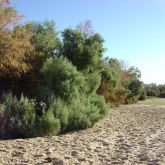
<box><xmin>97</xmin><ymin>58</ymin><xmax>146</xmax><ymax>106</ymax></box>
<box><xmin>37</xmin><ymin>55</ymin><xmax>108</xmax><ymax>135</ymax></box>
<box><xmin>0</xmin><ymin>23</ymin><xmax>109</xmax><ymax>138</ymax></box>
<box><xmin>0</xmin><ymin>92</ymin><xmax>108</xmax><ymax>138</ymax></box>
<box><xmin>0</xmin><ymin>93</ymin><xmax>36</xmax><ymax>138</ymax></box>
<box><xmin>0</xmin><ymin>63</ymin><xmax>108</xmax><ymax>138</ymax></box>
<box><xmin>67</xmin><ymin>94</ymin><xmax>107</xmax><ymax>130</ymax></box>
<box><xmin>0</xmin><ymin>1</ymin><xmax>146</xmax><ymax>139</ymax></box>
<box><xmin>145</xmin><ymin>83</ymin><xmax>165</xmax><ymax>98</ymax></box>
<box><xmin>41</xmin><ymin>57</ymin><xmax>85</xmax><ymax>101</ymax></box>
<box><xmin>37</xmin><ymin>111</ymin><xmax>60</xmax><ymax>136</ymax></box>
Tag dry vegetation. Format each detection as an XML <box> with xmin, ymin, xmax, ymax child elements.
<box><xmin>138</xmin><ymin>98</ymin><xmax>165</xmax><ymax>105</ymax></box>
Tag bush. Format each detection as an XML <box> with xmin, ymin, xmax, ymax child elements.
<box><xmin>0</xmin><ymin>56</ymin><xmax>109</xmax><ymax>139</ymax></box>
<box><xmin>84</xmin><ymin>72</ymin><xmax>101</xmax><ymax>95</ymax></box>
<box><xmin>67</xmin><ymin>97</ymin><xmax>92</xmax><ymax>130</ymax></box>
<box><xmin>125</xmin><ymin>79</ymin><xmax>143</xmax><ymax>104</ymax></box>
<box><xmin>88</xmin><ymin>94</ymin><xmax>108</xmax><ymax>124</ymax></box>
<box><xmin>37</xmin><ymin>111</ymin><xmax>60</xmax><ymax>136</ymax></box>
<box><xmin>41</xmin><ymin>57</ymin><xmax>85</xmax><ymax>101</ymax></box>
<box><xmin>67</xmin><ymin>94</ymin><xmax>108</xmax><ymax>131</ymax></box>
<box><xmin>49</xmin><ymin>99</ymin><xmax>69</xmax><ymax>132</ymax></box>
<box><xmin>38</xmin><ymin>87</ymin><xmax>55</xmax><ymax>106</ymax></box>
<box><xmin>139</xmin><ymin>90</ymin><xmax>146</xmax><ymax>100</ymax></box>
<box><xmin>0</xmin><ymin>93</ymin><xmax>36</xmax><ymax>138</ymax></box>
<box><xmin>0</xmin><ymin>22</ymin><xmax>111</xmax><ymax>139</ymax></box>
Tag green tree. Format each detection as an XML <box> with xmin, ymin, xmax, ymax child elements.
<box><xmin>62</xmin><ymin>27</ymin><xmax>105</xmax><ymax>72</ymax></box>
<box><xmin>14</xmin><ymin>21</ymin><xmax>61</xmax><ymax>97</ymax></box>
<box><xmin>25</xmin><ymin>20</ymin><xmax>60</xmax><ymax>68</ymax></box>
<box><xmin>41</xmin><ymin>56</ymin><xmax>85</xmax><ymax>101</ymax></box>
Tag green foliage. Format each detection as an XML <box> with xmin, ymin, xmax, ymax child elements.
<box><xmin>98</xmin><ymin>64</ymin><xmax>119</xmax><ymax>94</ymax></box>
<box><xmin>0</xmin><ymin>93</ymin><xmax>36</xmax><ymax>138</ymax></box>
<box><xmin>125</xmin><ymin>79</ymin><xmax>144</xmax><ymax>103</ymax></box>
<box><xmin>101</xmin><ymin>65</ymin><xmax>118</xmax><ymax>82</ymax></box>
<box><xmin>14</xmin><ymin>21</ymin><xmax>61</xmax><ymax>97</ymax></box>
<box><xmin>62</xmin><ymin>28</ymin><xmax>105</xmax><ymax>72</ymax></box>
<box><xmin>84</xmin><ymin>72</ymin><xmax>101</xmax><ymax>95</ymax></box>
<box><xmin>128</xmin><ymin>66</ymin><xmax>141</xmax><ymax>80</ymax></box>
<box><xmin>128</xmin><ymin>79</ymin><xmax>143</xmax><ymax>96</ymax></box>
<box><xmin>88</xmin><ymin>94</ymin><xmax>108</xmax><ymax>124</ymax></box>
<box><xmin>68</xmin><ymin>105</ymin><xmax>92</xmax><ymax>130</ymax></box>
<box><xmin>38</xmin><ymin>87</ymin><xmax>55</xmax><ymax>106</ymax></box>
<box><xmin>38</xmin><ymin>111</ymin><xmax>60</xmax><ymax>136</ymax></box>
<box><xmin>36</xmin><ymin>94</ymin><xmax>108</xmax><ymax>135</ymax></box>
<box><xmin>41</xmin><ymin>56</ymin><xmax>85</xmax><ymax>101</ymax></box>
<box><xmin>49</xmin><ymin>99</ymin><xmax>69</xmax><ymax>132</ymax></box>
<box><xmin>25</xmin><ymin>20</ymin><xmax>60</xmax><ymax>59</ymax></box>
<box><xmin>40</xmin><ymin>52</ymin><xmax>108</xmax><ymax>132</ymax></box>
<box><xmin>67</xmin><ymin>94</ymin><xmax>108</xmax><ymax>131</ymax></box>
<box><xmin>139</xmin><ymin>89</ymin><xmax>147</xmax><ymax>100</ymax></box>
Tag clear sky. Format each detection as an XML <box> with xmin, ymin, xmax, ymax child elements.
<box><xmin>12</xmin><ymin>0</ymin><xmax>165</xmax><ymax>84</ymax></box>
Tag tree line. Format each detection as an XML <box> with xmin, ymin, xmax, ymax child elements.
<box><xmin>145</xmin><ymin>83</ymin><xmax>165</xmax><ymax>98</ymax></box>
<box><xmin>0</xmin><ymin>1</ymin><xmax>145</xmax><ymax>139</ymax></box>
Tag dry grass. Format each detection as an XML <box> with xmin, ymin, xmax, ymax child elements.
<box><xmin>138</xmin><ymin>98</ymin><xmax>165</xmax><ymax>105</ymax></box>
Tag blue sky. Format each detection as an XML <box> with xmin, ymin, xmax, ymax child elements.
<box><xmin>12</xmin><ymin>0</ymin><xmax>165</xmax><ymax>84</ymax></box>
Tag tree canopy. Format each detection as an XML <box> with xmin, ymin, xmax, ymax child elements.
<box><xmin>0</xmin><ymin>1</ymin><xmax>33</xmax><ymax>79</ymax></box>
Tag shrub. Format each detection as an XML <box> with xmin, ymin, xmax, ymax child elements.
<box><xmin>0</xmin><ymin>93</ymin><xmax>36</xmax><ymax>138</ymax></box>
<box><xmin>38</xmin><ymin>86</ymin><xmax>55</xmax><ymax>106</ymax></box>
<box><xmin>67</xmin><ymin>97</ymin><xmax>92</xmax><ymax>130</ymax></box>
<box><xmin>84</xmin><ymin>72</ymin><xmax>101</xmax><ymax>95</ymax></box>
<box><xmin>88</xmin><ymin>94</ymin><xmax>108</xmax><ymax>124</ymax></box>
<box><xmin>139</xmin><ymin>90</ymin><xmax>146</xmax><ymax>100</ymax></box>
<box><xmin>37</xmin><ymin>111</ymin><xmax>60</xmax><ymax>136</ymax></box>
<box><xmin>41</xmin><ymin>57</ymin><xmax>85</xmax><ymax>101</ymax></box>
<box><xmin>49</xmin><ymin>99</ymin><xmax>69</xmax><ymax>132</ymax></box>
<box><xmin>125</xmin><ymin>79</ymin><xmax>144</xmax><ymax>104</ymax></box>
<box><xmin>67</xmin><ymin>94</ymin><xmax>108</xmax><ymax>131</ymax></box>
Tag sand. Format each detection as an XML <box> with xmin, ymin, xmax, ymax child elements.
<box><xmin>0</xmin><ymin>104</ymin><xmax>165</xmax><ymax>165</ymax></box>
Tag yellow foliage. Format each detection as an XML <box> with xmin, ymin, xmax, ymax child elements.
<box><xmin>0</xmin><ymin>1</ymin><xmax>33</xmax><ymax>79</ymax></box>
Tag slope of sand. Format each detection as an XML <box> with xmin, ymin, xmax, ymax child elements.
<box><xmin>0</xmin><ymin>104</ymin><xmax>165</xmax><ymax>165</ymax></box>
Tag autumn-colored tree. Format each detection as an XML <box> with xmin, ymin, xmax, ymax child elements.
<box><xmin>0</xmin><ymin>0</ymin><xmax>33</xmax><ymax>79</ymax></box>
<box><xmin>0</xmin><ymin>0</ymin><xmax>20</xmax><ymax>31</ymax></box>
<box><xmin>97</xmin><ymin>58</ymin><xmax>130</xmax><ymax>105</ymax></box>
<box><xmin>107</xmin><ymin>58</ymin><xmax>130</xmax><ymax>86</ymax></box>
<box><xmin>98</xmin><ymin>57</ymin><xmax>145</xmax><ymax>105</ymax></box>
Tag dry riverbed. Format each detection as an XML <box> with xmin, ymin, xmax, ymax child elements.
<box><xmin>0</xmin><ymin>103</ymin><xmax>165</xmax><ymax>165</ymax></box>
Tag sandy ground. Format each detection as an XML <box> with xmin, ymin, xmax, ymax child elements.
<box><xmin>0</xmin><ymin>104</ymin><xmax>165</xmax><ymax>165</ymax></box>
